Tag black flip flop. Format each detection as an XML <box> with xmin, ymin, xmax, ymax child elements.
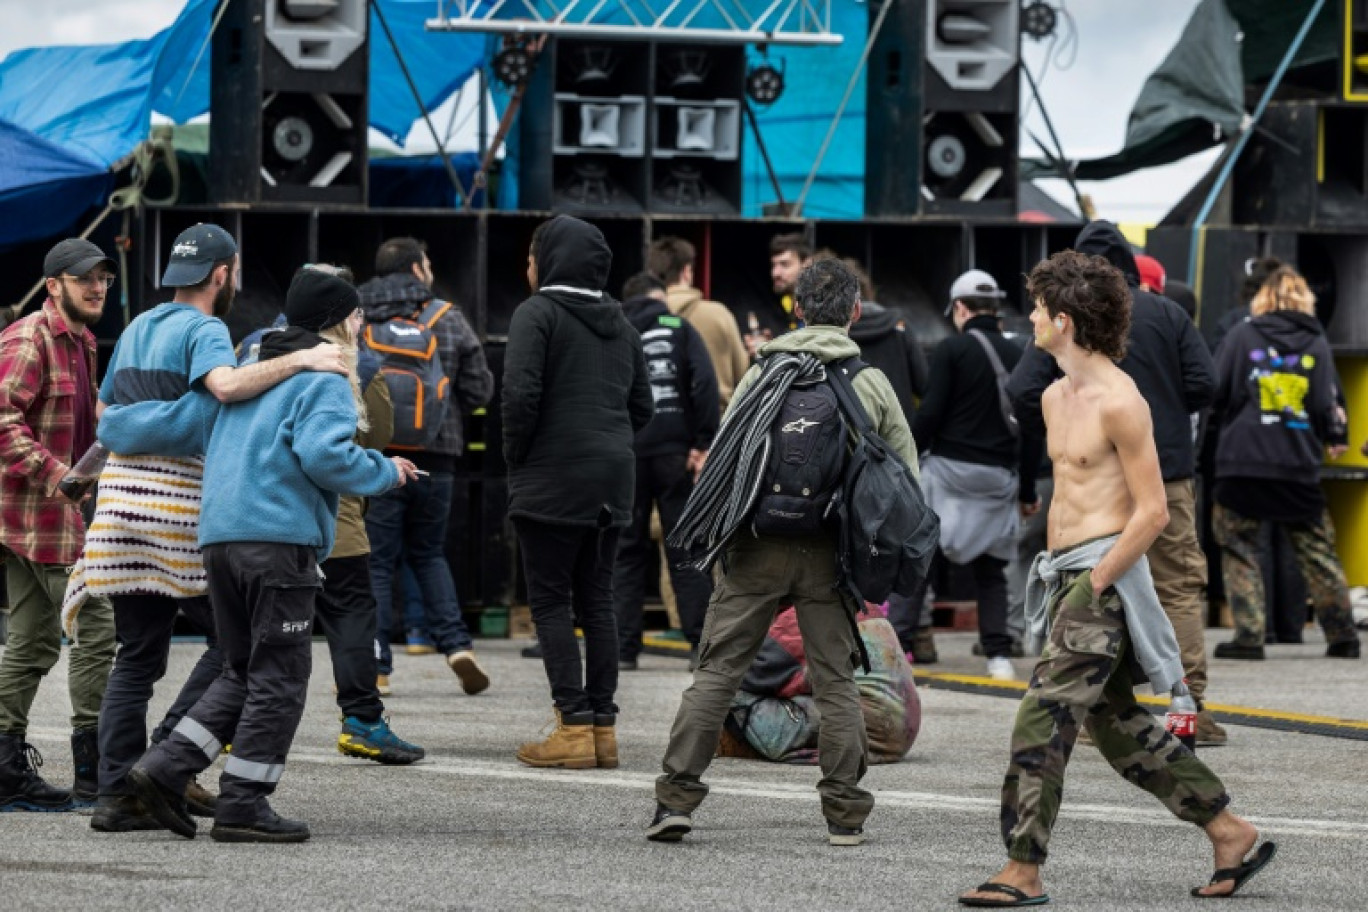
<box><xmin>1190</xmin><ymin>840</ymin><xmax>1278</xmax><ymax>898</ymax></box>
<box><xmin>959</xmin><ymin>882</ymin><xmax>1051</xmax><ymax>907</ymax></box>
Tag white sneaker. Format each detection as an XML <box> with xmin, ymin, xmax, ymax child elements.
<box><xmin>986</xmin><ymin>657</ymin><xmax>1016</xmax><ymax>681</ymax></box>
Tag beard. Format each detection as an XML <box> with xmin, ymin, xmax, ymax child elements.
<box><xmin>57</xmin><ymin>286</ymin><xmax>102</xmax><ymax>327</ymax></box>
<box><xmin>211</xmin><ymin>281</ymin><xmax>236</xmax><ymax>318</ymax></box>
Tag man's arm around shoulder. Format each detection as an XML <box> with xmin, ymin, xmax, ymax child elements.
<box><xmin>202</xmin><ymin>344</ymin><xmax>348</xmax><ymax>403</ymax></box>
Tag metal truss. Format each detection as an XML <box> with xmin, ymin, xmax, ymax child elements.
<box><xmin>427</xmin><ymin>0</ymin><xmax>845</xmax><ymax>46</ymax></box>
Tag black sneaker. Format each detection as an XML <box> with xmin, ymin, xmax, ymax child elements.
<box><xmin>521</xmin><ymin>643</ymin><xmax>543</xmax><ymax>659</ymax></box>
<box><xmin>619</xmin><ymin>658</ymin><xmax>639</xmax><ymax>671</ymax></box>
<box><xmin>90</xmin><ymin>794</ymin><xmax>164</xmax><ymax>833</ymax></box>
<box><xmin>210</xmin><ymin>811</ymin><xmax>310</xmax><ymax>844</ymax></box>
<box><xmin>1214</xmin><ymin>641</ymin><xmax>1265</xmax><ymax>661</ymax></box>
<box><xmin>827</xmin><ymin>822</ymin><xmax>865</xmax><ymax>846</ymax></box>
<box><xmin>1327</xmin><ymin>639</ymin><xmax>1361</xmax><ymax>659</ymax></box>
<box><xmin>646</xmin><ymin>803</ymin><xmax>692</xmax><ymax>842</ymax></box>
<box><xmin>127</xmin><ymin>767</ymin><xmax>196</xmax><ymax>839</ymax></box>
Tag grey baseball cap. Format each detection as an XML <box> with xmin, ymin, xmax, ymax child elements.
<box><xmin>946</xmin><ymin>268</ymin><xmax>1006</xmax><ymax>316</ymax></box>
<box><xmin>162</xmin><ymin>223</ymin><xmax>238</xmax><ymax>287</ymax></box>
<box><xmin>43</xmin><ymin>238</ymin><xmax>114</xmax><ymax>279</ymax></box>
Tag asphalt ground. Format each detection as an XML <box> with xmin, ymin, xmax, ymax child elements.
<box><xmin>2</xmin><ymin>627</ymin><xmax>1366</xmax><ymax>911</ymax></box>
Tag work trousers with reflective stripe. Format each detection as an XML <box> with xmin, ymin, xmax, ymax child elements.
<box><xmin>136</xmin><ymin>543</ymin><xmax>319</xmax><ymax>825</ymax></box>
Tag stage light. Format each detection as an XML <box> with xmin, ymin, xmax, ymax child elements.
<box><xmin>745</xmin><ymin>63</ymin><xmax>785</xmax><ymax>105</ymax></box>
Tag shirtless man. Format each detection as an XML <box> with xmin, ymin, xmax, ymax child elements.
<box><xmin>959</xmin><ymin>250</ymin><xmax>1275</xmax><ymax>908</ymax></box>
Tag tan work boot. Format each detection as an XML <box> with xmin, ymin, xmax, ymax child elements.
<box><xmin>593</xmin><ymin>714</ymin><xmax>618</xmax><ymax>769</ymax></box>
<box><xmin>1195</xmin><ymin>709</ymin><xmax>1229</xmax><ymax>746</ymax></box>
<box><xmin>517</xmin><ymin>712</ymin><xmax>596</xmax><ymax>769</ymax></box>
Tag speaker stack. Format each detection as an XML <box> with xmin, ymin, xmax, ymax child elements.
<box><xmin>209</xmin><ymin>0</ymin><xmax>370</xmax><ymax>206</ymax></box>
<box><xmin>519</xmin><ymin>40</ymin><xmax>745</xmax><ymax>214</ymax></box>
<box><xmin>866</xmin><ymin>0</ymin><xmax>1020</xmax><ymax>217</ymax></box>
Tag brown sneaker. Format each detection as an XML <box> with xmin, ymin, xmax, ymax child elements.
<box><xmin>376</xmin><ymin>674</ymin><xmax>392</xmax><ymax>697</ymax></box>
<box><xmin>447</xmin><ymin>650</ymin><xmax>490</xmax><ymax>695</ymax></box>
<box><xmin>592</xmin><ymin>714</ymin><xmax>618</xmax><ymax>769</ymax></box>
<box><xmin>1195</xmin><ymin>710</ymin><xmax>1228</xmax><ymax>747</ymax></box>
<box><xmin>517</xmin><ymin>712</ymin><xmax>596</xmax><ymax>769</ymax></box>
<box><xmin>911</xmin><ymin>629</ymin><xmax>938</xmax><ymax>664</ymax></box>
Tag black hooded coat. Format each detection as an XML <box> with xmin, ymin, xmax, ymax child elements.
<box><xmin>502</xmin><ymin>216</ymin><xmax>654</xmax><ymax>526</ymax></box>
<box><xmin>847</xmin><ymin>300</ymin><xmax>929</xmax><ymax>423</ymax></box>
<box><xmin>1006</xmin><ymin>220</ymin><xmax>1216</xmax><ymax>481</ymax></box>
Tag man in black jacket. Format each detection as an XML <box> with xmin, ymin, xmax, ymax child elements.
<box><xmin>504</xmin><ymin>216</ymin><xmax>654</xmax><ymax>770</ymax></box>
<box><xmin>1007</xmin><ymin>220</ymin><xmax>1225</xmax><ymax>745</ymax></box>
<box><xmin>614</xmin><ymin>273</ymin><xmax>720</xmax><ymax>671</ymax></box>
<box><xmin>915</xmin><ymin>270</ymin><xmax>1036</xmax><ymax>680</ymax></box>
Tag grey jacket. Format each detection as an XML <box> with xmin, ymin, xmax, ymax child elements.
<box><xmin>920</xmin><ymin>454</ymin><xmax>1018</xmax><ymax>563</ymax></box>
<box><xmin>1024</xmin><ymin>534</ymin><xmax>1184</xmax><ymax>694</ymax></box>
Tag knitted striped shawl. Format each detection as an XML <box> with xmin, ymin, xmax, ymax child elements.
<box><xmin>61</xmin><ymin>453</ymin><xmax>206</xmax><ymax>638</ymax></box>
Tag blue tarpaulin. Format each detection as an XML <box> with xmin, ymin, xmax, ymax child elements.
<box><xmin>0</xmin><ymin>0</ymin><xmax>867</xmax><ymax>249</ymax></box>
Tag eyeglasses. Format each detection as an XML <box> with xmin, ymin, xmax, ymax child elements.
<box><xmin>62</xmin><ymin>274</ymin><xmax>116</xmax><ymax>290</ymax></box>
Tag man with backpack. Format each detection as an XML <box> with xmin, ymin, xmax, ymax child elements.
<box><xmin>914</xmin><ymin>269</ymin><xmax>1036</xmax><ymax>681</ymax></box>
<box><xmin>613</xmin><ymin>273</ymin><xmax>719</xmax><ymax>672</ymax></box>
<box><xmin>356</xmin><ymin>238</ymin><xmax>494</xmax><ymax>696</ymax></box>
<box><xmin>647</xmin><ymin>258</ymin><xmax>917</xmax><ymax>848</ymax></box>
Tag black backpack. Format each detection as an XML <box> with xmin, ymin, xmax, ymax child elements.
<box><xmin>826</xmin><ymin>358</ymin><xmax>940</xmax><ymax>607</ymax></box>
<box><xmin>751</xmin><ymin>366</ymin><xmax>850</xmax><ymax>537</ymax></box>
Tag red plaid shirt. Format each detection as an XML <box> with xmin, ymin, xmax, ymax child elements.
<box><xmin>0</xmin><ymin>297</ymin><xmax>99</xmax><ymax>564</ymax></box>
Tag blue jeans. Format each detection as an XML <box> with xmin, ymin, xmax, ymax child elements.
<box><xmin>366</xmin><ymin>470</ymin><xmax>473</xmax><ymax>674</ymax></box>
<box><xmin>400</xmin><ymin>560</ymin><xmax>428</xmax><ymax>635</ymax></box>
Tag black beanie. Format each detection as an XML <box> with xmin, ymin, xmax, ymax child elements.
<box><xmin>286</xmin><ymin>268</ymin><xmax>358</xmax><ymax>333</ymax></box>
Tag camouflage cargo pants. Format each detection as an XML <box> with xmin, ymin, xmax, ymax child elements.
<box><xmin>1001</xmin><ymin>569</ymin><xmax>1230</xmax><ymax>864</ymax></box>
<box><xmin>1212</xmin><ymin>505</ymin><xmax>1360</xmax><ymax>649</ymax></box>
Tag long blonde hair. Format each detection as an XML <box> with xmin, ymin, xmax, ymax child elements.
<box><xmin>1250</xmin><ymin>266</ymin><xmax>1316</xmax><ymax>317</ymax></box>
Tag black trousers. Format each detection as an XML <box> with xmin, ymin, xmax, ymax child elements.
<box><xmin>964</xmin><ymin>553</ymin><xmax>1012</xmax><ymax>658</ymax></box>
<box><xmin>98</xmin><ymin>594</ymin><xmax>220</xmax><ymax>796</ymax></box>
<box><xmin>613</xmin><ymin>452</ymin><xmax>712</xmax><ymax>659</ymax></box>
<box><xmin>513</xmin><ymin>517</ymin><xmax>621</xmax><ymax>718</ymax></box>
<box><xmin>316</xmin><ymin>554</ymin><xmax>384</xmax><ymax>722</ymax></box>
<box><xmin>139</xmin><ymin>543</ymin><xmax>319</xmax><ymax>825</ymax></box>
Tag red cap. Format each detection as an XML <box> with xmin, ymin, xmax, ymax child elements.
<box><xmin>1135</xmin><ymin>254</ymin><xmax>1166</xmax><ymax>294</ymax></box>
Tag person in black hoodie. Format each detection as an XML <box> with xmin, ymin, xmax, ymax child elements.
<box><xmin>1210</xmin><ymin>266</ymin><xmax>1360</xmax><ymax>661</ymax></box>
<box><xmin>504</xmin><ymin>216</ymin><xmax>654</xmax><ymax>770</ymax></box>
<box><xmin>1007</xmin><ymin>221</ymin><xmax>1227</xmax><ymax>745</ymax></box>
<box><xmin>613</xmin><ymin>273</ymin><xmax>719</xmax><ymax>671</ymax></box>
<box><xmin>843</xmin><ymin>257</ymin><xmax>929</xmax><ymax>422</ymax></box>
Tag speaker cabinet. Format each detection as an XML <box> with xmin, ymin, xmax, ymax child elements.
<box><xmin>519</xmin><ymin>40</ymin><xmax>744</xmax><ymax>215</ymax></box>
<box><xmin>210</xmin><ymin>0</ymin><xmax>369</xmax><ymax>206</ymax></box>
<box><xmin>1234</xmin><ymin>101</ymin><xmax>1368</xmax><ymax>228</ymax></box>
<box><xmin>866</xmin><ymin>0</ymin><xmax>1019</xmax><ymax>217</ymax></box>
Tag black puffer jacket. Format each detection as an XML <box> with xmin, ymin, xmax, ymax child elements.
<box><xmin>1213</xmin><ymin>310</ymin><xmax>1346</xmax><ymax>484</ymax></box>
<box><xmin>1007</xmin><ymin>220</ymin><xmax>1216</xmax><ymax>481</ymax></box>
<box><xmin>848</xmin><ymin>300</ymin><xmax>929</xmax><ymax>423</ymax></box>
<box><xmin>502</xmin><ymin>216</ymin><xmax>654</xmax><ymax>526</ymax></box>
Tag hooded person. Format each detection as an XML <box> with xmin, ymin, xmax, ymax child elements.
<box><xmin>1209</xmin><ymin>266</ymin><xmax>1360</xmax><ymax>661</ymax></box>
<box><xmin>502</xmin><ymin>215</ymin><xmax>654</xmax><ymax>770</ymax></box>
<box><xmin>1005</xmin><ymin>220</ymin><xmax>1227</xmax><ymax>745</ymax></box>
<box><xmin>127</xmin><ymin>268</ymin><xmax>416</xmax><ymax>844</ymax></box>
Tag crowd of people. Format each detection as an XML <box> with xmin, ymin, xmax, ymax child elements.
<box><xmin>1</xmin><ymin>211</ymin><xmax>1354</xmax><ymax>902</ymax></box>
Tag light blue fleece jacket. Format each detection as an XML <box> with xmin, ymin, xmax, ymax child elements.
<box><xmin>199</xmin><ymin>370</ymin><xmax>398</xmax><ymax>560</ymax></box>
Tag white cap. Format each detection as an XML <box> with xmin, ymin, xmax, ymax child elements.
<box><xmin>947</xmin><ymin>268</ymin><xmax>1006</xmax><ymax>316</ymax></box>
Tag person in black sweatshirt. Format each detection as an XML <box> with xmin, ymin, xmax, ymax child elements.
<box><xmin>503</xmin><ymin>216</ymin><xmax>654</xmax><ymax>770</ymax></box>
<box><xmin>914</xmin><ymin>269</ymin><xmax>1033</xmax><ymax>680</ymax></box>
<box><xmin>1007</xmin><ymin>220</ymin><xmax>1226</xmax><ymax>745</ymax></box>
<box><xmin>1210</xmin><ymin>266</ymin><xmax>1360</xmax><ymax>661</ymax></box>
<box><xmin>613</xmin><ymin>273</ymin><xmax>719</xmax><ymax>671</ymax></box>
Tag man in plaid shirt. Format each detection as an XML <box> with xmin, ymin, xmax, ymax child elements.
<box><xmin>0</xmin><ymin>238</ymin><xmax>117</xmax><ymax>812</ymax></box>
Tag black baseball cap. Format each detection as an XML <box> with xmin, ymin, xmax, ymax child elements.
<box><xmin>162</xmin><ymin>223</ymin><xmax>238</xmax><ymax>287</ymax></box>
<box><xmin>43</xmin><ymin>238</ymin><xmax>114</xmax><ymax>279</ymax></box>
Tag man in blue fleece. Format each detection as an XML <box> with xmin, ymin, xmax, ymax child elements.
<box><xmin>129</xmin><ymin>269</ymin><xmax>417</xmax><ymax>844</ymax></box>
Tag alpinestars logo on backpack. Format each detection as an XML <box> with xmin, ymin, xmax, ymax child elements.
<box><xmin>752</xmin><ymin>374</ymin><xmax>848</xmax><ymax>537</ymax></box>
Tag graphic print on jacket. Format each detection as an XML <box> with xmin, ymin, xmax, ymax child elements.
<box><xmin>1248</xmin><ymin>346</ymin><xmax>1314</xmax><ymax>428</ymax></box>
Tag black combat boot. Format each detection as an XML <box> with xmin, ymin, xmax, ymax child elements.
<box><xmin>71</xmin><ymin>727</ymin><xmax>99</xmax><ymax>804</ymax></box>
<box><xmin>0</xmin><ymin>733</ymin><xmax>75</xmax><ymax>812</ymax></box>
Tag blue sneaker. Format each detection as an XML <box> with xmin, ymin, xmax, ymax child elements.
<box><xmin>337</xmin><ymin>716</ymin><xmax>426</xmax><ymax>765</ymax></box>
<box><xmin>405</xmin><ymin>629</ymin><xmax>437</xmax><ymax>656</ymax></box>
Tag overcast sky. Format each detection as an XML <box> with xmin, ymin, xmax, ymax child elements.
<box><xmin>1</xmin><ymin>0</ymin><xmax>1214</xmax><ymax>223</ymax></box>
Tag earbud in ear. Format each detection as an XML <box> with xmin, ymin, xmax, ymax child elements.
<box><xmin>1054</xmin><ymin>317</ymin><xmax>1065</xmax><ymax>330</ymax></box>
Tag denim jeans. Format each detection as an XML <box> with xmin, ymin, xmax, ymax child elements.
<box><xmin>366</xmin><ymin>470</ymin><xmax>473</xmax><ymax>674</ymax></box>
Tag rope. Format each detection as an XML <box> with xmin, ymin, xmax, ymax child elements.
<box><xmin>668</xmin><ymin>352</ymin><xmax>826</xmax><ymax>572</ymax></box>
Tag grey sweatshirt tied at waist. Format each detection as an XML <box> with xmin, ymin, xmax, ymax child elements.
<box><xmin>1024</xmin><ymin>534</ymin><xmax>1185</xmax><ymax>694</ymax></box>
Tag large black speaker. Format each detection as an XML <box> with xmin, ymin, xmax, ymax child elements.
<box><xmin>866</xmin><ymin>0</ymin><xmax>1020</xmax><ymax>217</ymax></box>
<box><xmin>519</xmin><ymin>40</ymin><xmax>744</xmax><ymax>215</ymax></box>
<box><xmin>1233</xmin><ymin>101</ymin><xmax>1368</xmax><ymax>228</ymax></box>
<box><xmin>209</xmin><ymin>0</ymin><xmax>369</xmax><ymax>206</ymax></box>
